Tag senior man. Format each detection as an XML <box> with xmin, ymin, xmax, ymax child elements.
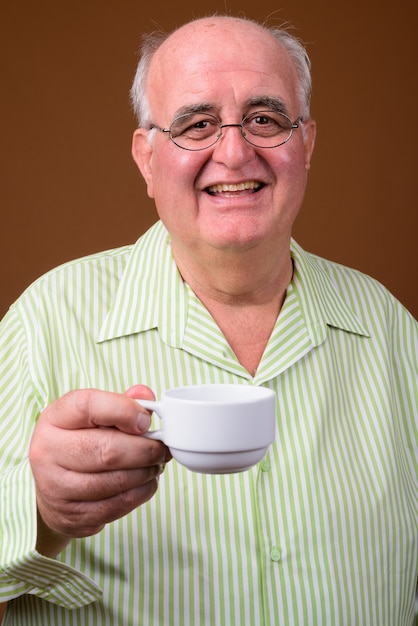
<box><xmin>0</xmin><ymin>15</ymin><xmax>417</xmax><ymax>625</ymax></box>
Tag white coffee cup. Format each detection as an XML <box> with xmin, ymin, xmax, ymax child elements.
<box><xmin>138</xmin><ymin>384</ymin><xmax>276</xmax><ymax>474</ymax></box>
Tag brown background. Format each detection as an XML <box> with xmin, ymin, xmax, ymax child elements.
<box><xmin>1</xmin><ymin>0</ymin><xmax>417</xmax><ymax>320</ymax></box>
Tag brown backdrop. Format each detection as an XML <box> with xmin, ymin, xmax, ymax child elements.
<box><xmin>1</xmin><ymin>0</ymin><xmax>417</xmax><ymax>320</ymax></box>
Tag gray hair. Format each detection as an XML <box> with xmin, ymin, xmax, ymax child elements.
<box><xmin>130</xmin><ymin>16</ymin><xmax>312</xmax><ymax>128</ymax></box>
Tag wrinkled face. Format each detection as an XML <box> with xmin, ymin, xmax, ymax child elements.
<box><xmin>132</xmin><ymin>18</ymin><xmax>316</xmax><ymax>261</ymax></box>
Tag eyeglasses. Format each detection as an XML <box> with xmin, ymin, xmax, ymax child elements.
<box><xmin>149</xmin><ymin>110</ymin><xmax>302</xmax><ymax>151</ymax></box>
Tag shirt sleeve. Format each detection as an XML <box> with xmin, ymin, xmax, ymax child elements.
<box><xmin>0</xmin><ymin>305</ymin><xmax>102</xmax><ymax>608</ymax></box>
<box><xmin>389</xmin><ymin>297</ymin><xmax>418</xmax><ymax>478</ymax></box>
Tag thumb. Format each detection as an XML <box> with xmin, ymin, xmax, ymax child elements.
<box><xmin>38</xmin><ymin>388</ymin><xmax>151</xmax><ymax>435</ymax></box>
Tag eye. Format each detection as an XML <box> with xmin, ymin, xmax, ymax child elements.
<box><xmin>253</xmin><ymin>114</ymin><xmax>273</xmax><ymax>125</ymax></box>
<box><xmin>171</xmin><ymin>114</ymin><xmax>219</xmax><ymax>140</ymax></box>
<box><xmin>194</xmin><ymin>119</ymin><xmax>211</xmax><ymax>129</ymax></box>
<box><xmin>244</xmin><ymin>111</ymin><xmax>291</xmax><ymax>137</ymax></box>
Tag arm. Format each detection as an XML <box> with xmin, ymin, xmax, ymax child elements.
<box><xmin>0</xmin><ymin>305</ymin><xmax>170</xmax><ymax>606</ymax></box>
<box><xmin>1</xmin><ymin>386</ymin><xmax>170</xmax><ymax>606</ymax></box>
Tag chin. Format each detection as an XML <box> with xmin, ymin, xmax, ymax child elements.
<box><xmin>206</xmin><ymin>230</ymin><xmax>266</xmax><ymax>252</ymax></box>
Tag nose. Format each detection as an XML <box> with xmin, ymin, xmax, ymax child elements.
<box><xmin>212</xmin><ymin>123</ymin><xmax>255</xmax><ymax>167</ymax></box>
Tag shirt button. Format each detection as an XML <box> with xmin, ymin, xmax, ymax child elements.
<box><xmin>270</xmin><ymin>547</ymin><xmax>281</xmax><ymax>562</ymax></box>
<box><xmin>260</xmin><ymin>458</ymin><xmax>271</xmax><ymax>472</ymax></box>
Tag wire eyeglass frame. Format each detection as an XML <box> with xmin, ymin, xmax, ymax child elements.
<box><xmin>149</xmin><ymin>110</ymin><xmax>303</xmax><ymax>151</ymax></box>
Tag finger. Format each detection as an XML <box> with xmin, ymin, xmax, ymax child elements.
<box><xmin>37</xmin><ymin>474</ymin><xmax>162</xmax><ymax>538</ymax></box>
<box><xmin>38</xmin><ymin>463</ymin><xmax>166</xmax><ymax>502</ymax></box>
<box><xmin>33</xmin><ymin>425</ymin><xmax>169</xmax><ymax>472</ymax></box>
<box><xmin>42</xmin><ymin>388</ymin><xmax>151</xmax><ymax>434</ymax></box>
<box><xmin>125</xmin><ymin>384</ymin><xmax>155</xmax><ymax>401</ymax></box>
<box><xmin>70</xmin><ymin>479</ymin><xmax>161</xmax><ymax>537</ymax></box>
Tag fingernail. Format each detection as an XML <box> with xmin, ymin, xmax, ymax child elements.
<box><xmin>137</xmin><ymin>410</ymin><xmax>150</xmax><ymax>432</ymax></box>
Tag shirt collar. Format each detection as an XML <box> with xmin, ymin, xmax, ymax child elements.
<box><xmin>97</xmin><ymin>221</ymin><xmax>185</xmax><ymax>344</ymax></box>
<box><xmin>97</xmin><ymin>223</ymin><xmax>369</xmax><ymax>344</ymax></box>
<box><xmin>290</xmin><ymin>239</ymin><xmax>370</xmax><ymax>343</ymax></box>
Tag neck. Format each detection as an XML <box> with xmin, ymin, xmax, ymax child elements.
<box><xmin>172</xmin><ymin>240</ymin><xmax>293</xmax><ymax>375</ymax></box>
<box><xmin>172</xmin><ymin>238</ymin><xmax>293</xmax><ymax>306</ymax></box>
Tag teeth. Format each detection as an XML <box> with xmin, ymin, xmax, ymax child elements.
<box><xmin>207</xmin><ymin>181</ymin><xmax>261</xmax><ymax>193</ymax></box>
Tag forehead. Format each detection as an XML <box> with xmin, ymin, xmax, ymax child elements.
<box><xmin>147</xmin><ymin>19</ymin><xmax>300</xmax><ymax>119</ymax></box>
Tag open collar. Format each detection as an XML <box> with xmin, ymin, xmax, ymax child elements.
<box><xmin>97</xmin><ymin>223</ymin><xmax>369</xmax><ymax>349</ymax></box>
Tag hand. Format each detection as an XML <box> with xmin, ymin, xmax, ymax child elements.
<box><xmin>29</xmin><ymin>386</ymin><xmax>170</xmax><ymax>556</ymax></box>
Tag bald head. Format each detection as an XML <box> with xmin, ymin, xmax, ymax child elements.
<box><xmin>130</xmin><ymin>16</ymin><xmax>312</xmax><ymax>127</ymax></box>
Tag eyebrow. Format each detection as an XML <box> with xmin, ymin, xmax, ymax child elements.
<box><xmin>172</xmin><ymin>103</ymin><xmax>215</xmax><ymax>119</ymax></box>
<box><xmin>171</xmin><ymin>96</ymin><xmax>290</xmax><ymax>121</ymax></box>
<box><xmin>246</xmin><ymin>96</ymin><xmax>289</xmax><ymax>116</ymax></box>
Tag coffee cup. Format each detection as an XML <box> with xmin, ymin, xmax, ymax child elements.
<box><xmin>137</xmin><ymin>384</ymin><xmax>276</xmax><ymax>474</ymax></box>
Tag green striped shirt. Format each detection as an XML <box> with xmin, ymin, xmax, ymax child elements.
<box><xmin>0</xmin><ymin>221</ymin><xmax>417</xmax><ymax>625</ymax></box>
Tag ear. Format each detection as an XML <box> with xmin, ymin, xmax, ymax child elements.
<box><xmin>302</xmin><ymin>118</ymin><xmax>316</xmax><ymax>171</ymax></box>
<box><xmin>131</xmin><ymin>129</ymin><xmax>155</xmax><ymax>198</ymax></box>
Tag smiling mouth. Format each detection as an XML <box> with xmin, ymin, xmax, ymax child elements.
<box><xmin>206</xmin><ymin>181</ymin><xmax>263</xmax><ymax>196</ymax></box>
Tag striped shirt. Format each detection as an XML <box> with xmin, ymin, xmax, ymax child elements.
<box><xmin>0</xmin><ymin>220</ymin><xmax>417</xmax><ymax>625</ymax></box>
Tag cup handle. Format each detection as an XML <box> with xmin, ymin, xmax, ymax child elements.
<box><xmin>136</xmin><ymin>399</ymin><xmax>164</xmax><ymax>442</ymax></box>
<box><xmin>142</xmin><ymin>429</ymin><xmax>163</xmax><ymax>441</ymax></box>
